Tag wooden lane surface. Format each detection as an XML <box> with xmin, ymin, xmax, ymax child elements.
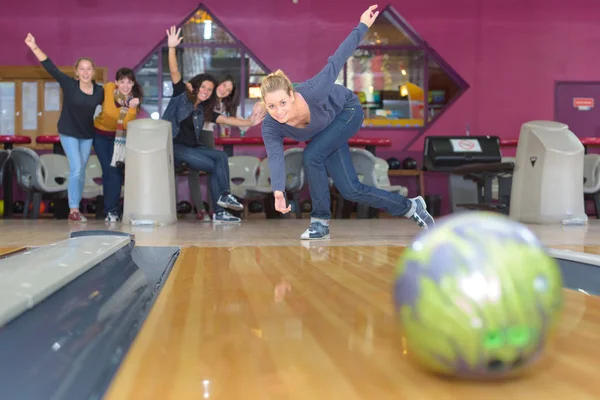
<box><xmin>550</xmin><ymin>245</ymin><xmax>600</xmax><ymax>255</ymax></box>
<box><xmin>104</xmin><ymin>245</ymin><xmax>600</xmax><ymax>400</ymax></box>
<box><xmin>0</xmin><ymin>247</ymin><xmax>26</xmax><ymax>258</ymax></box>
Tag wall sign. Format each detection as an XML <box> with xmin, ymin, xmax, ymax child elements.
<box><xmin>450</xmin><ymin>139</ymin><xmax>482</xmax><ymax>152</ymax></box>
<box><xmin>573</xmin><ymin>97</ymin><xmax>594</xmax><ymax>111</ymax></box>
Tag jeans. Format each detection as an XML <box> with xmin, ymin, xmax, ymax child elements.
<box><xmin>303</xmin><ymin>106</ymin><xmax>412</xmax><ymax>220</ymax></box>
<box><xmin>93</xmin><ymin>133</ymin><xmax>123</xmax><ymax>215</ymax></box>
<box><xmin>187</xmin><ymin>130</ymin><xmax>215</xmax><ymax>213</ymax></box>
<box><xmin>59</xmin><ymin>134</ymin><xmax>94</xmax><ymax>209</ymax></box>
<box><xmin>173</xmin><ymin>144</ymin><xmax>231</xmax><ymax>213</ymax></box>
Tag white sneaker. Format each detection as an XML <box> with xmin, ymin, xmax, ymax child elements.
<box><xmin>407</xmin><ymin>196</ymin><xmax>435</xmax><ymax>229</ymax></box>
<box><xmin>105</xmin><ymin>212</ymin><xmax>119</xmax><ymax>223</ymax></box>
<box><xmin>300</xmin><ymin>221</ymin><xmax>330</xmax><ymax>240</ymax></box>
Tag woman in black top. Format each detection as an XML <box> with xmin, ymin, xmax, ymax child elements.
<box><xmin>25</xmin><ymin>33</ymin><xmax>104</xmax><ymax>223</ymax></box>
<box><xmin>166</xmin><ymin>26</ymin><xmax>249</xmax><ymax>221</ymax></box>
<box><xmin>162</xmin><ymin>74</ymin><xmax>263</xmax><ymax>223</ymax></box>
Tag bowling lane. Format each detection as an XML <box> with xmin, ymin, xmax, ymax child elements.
<box><xmin>0</xmin><ymin>237</ymin><xmax>180</xmax><ymax>400</ymax></box>
<box><xmin>104</xmin><ymin>245</ymin><xmax>600</xmax><ymax>400</ymax></box>
<box><xmin>0</xmin><ymin>247</ymin><xmax>26</xmax><ymax>258</ymax></box>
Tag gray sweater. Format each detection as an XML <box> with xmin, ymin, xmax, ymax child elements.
<box><xmin>260</xmin><ymin>22</ymin><xmax>368</xmax><ymax>192</ymax></box>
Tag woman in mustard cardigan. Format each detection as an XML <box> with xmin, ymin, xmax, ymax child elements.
<box><xmin>93</xmin><ymin>68</ymin><xmax>143</xmax><ymax>222</ymax></box>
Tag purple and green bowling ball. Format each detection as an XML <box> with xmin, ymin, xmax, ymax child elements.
<box><xmin>394</xmin><ymin>211</ymin><xmax>563</xmax><ymax>379</ymax></box>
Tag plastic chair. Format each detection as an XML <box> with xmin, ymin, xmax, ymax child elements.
<box><xmin>347</xmin><ymin>148</ymin><xmax>377</xmax><ymax>219</ymax></box>
<box><xmin>0</xmin><ymin>149</ymin><xmax>9</xmax><ymax>187</ymax></box>
<box><xmin>374</xmin><ymin>157</ymin><xmax>408</xmax><ymax>196</ymax></box>
<box><xmin>11</xmin><ymin>148</ymin><xmax>68</xmax><ymax>219</ymax></box>
<box><xmin>584</xmin><ymin>154</ymin><xmax>600</xmax><ymax>217</ymax></box>
<box><xmin>82</xmin><ymin>154</ymin><xmax>103</xmax><ymax>200</ymax></box>
<box><xmin>283</xmin><ymin>148</ymin><xmax>305</xmax><ymax>218</ymax></box>
<box><xmin>228</xmin><ymin>155</ymin><xmax>261</xmax><ymax>218</ymax></box>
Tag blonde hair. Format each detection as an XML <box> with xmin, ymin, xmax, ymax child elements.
<box><xmin>260</xmin><ymin>69</ymin><xmax>294</xmax><ymax>100</ymax></box>
<box><xmin>75</xmin><ymin>57</ymin><xmax>96</xmax><ymax>70</ymax></box>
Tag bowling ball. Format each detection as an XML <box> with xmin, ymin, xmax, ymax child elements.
<box><xmin>248</xmin><ymin>200</ymin><xmax>263</xmax><ymax>213</ymax></box>
<box><xmin>387</xmin><ymin>157</ymin><xmax>401</xmax><ymax>170</ymax></box>
<box><xmin>300</xmin><ymin>200</ymin><xmax>312</xmax><ymax>213</ymax></box>
<box><xmin>394</xmin><ymin>212</ymin><xmax>563</xmax><ymax>379</ymax></box>
<box><xmin>12</xmin><ymin>201</ymin><xmax>25</xmax><ymax>214</ymax></box>
<box><xmin>177</xmin><ymin>201</ymin><xmax>193</xmax><ymax>214</ymax></box>
<box><xmin>86</xmin><ymin>201</ymin><xmax>97</xmax><ymax>214</ymax></box>
<box><xmin>29</xmin><ymin>202</ymin><xmax>46</xmax><ymax>214</ymax></box>
<box><xmin>402</xmin><ymin>157</ymin><xmax>417</xmax><ymax>169</ymax></box>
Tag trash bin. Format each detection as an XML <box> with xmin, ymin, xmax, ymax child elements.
<box><xmin>122</xmin><ymin>119</ymin><xmax>178</xmax><ymax>226</ymax></box>
<box><xmin>509</xmin><ymin>120</ymin><xmax>587</xmax><ymax>225</ymax></box>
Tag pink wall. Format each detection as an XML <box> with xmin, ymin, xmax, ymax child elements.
<box><xmin>2</xmin><ymin>0</ymin><xmax>599</xmax><ymax>212</ymax></box>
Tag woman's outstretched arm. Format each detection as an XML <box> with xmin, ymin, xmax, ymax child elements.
<box><xmin>24</xmin><ymin>33</ymin><xmax>72</xmax><ymax>86</ymax></box>
<box><xmin>303</xmin><ymin>5</ymin><xmax>379</xmax><ymax>92</ymax></box>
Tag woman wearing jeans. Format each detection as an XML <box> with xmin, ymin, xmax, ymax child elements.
<box><xmin>93</xmin><ymin>68</ymin><xmax>143</xmax><ymax>222</ymax></box>
<box><xmin>25</xmin><ymin>33</ymin><xmax>104</xmax><ymax>222</ymax></box>
<box><xmin>166</xmin><ymin>26</ymin><xmax>246</xmax><ymax>221</ymax></box>
<box><xmin>258</xmin><ymin>5</ymin><xmax>435</xmax><ymax>240</ymax></box>
<box><xmin>162</xmin><ymin>73</ymin><xmax>263</xmax><ymax>223</ymax></box>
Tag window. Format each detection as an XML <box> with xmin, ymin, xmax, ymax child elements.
<box><xmin>337</xmin><ymin>6</ymin><xmax>468</xmax><ymax>131</ymax></box>
<box><xmin>134</xmin><ymin>5</ymin><xmax>270</xmax><ymax>124</ymax></box>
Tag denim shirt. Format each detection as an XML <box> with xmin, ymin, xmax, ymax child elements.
<box><xmin>162</xmin><ymin>93</ymin><xmax>204</xmax><ymax>144</ymax></box>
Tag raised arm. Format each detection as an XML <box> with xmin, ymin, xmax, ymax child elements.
<box><xmin>24</xmin><ymin>33</ymin><xmax>47</xmax><ymax>62</ymax></box>
<box><xmin>24</xmin><ymin>33</ymin><xmax>72</xmax><ymax>86</ymax></box>
<box><xmin>304</xmin><ymin>5</ymin><xmax>379</xmax><ymax>90</ymax></box>
<box><xmin>166</xmin><ymin>26</ymin><xmax>183</xmax><ymax>84</ymax></box>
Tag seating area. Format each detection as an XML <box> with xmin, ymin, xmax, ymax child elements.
<box><xmin>1</xmin><ymin>132</ymin><xmax>410</xmax><ymax>220</ymax></box>
<box><xmin>3</xmin><ymin>120</ymin><xmax>599</xmax><ymax>222</ymax></box>
<box><xmin>0</xmin><ymin>143</ymin><xmax>414</xmax><ymax>221</ymax></box>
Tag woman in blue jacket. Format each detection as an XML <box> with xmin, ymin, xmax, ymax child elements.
<box><xmin>162</xmin><ymin>73</ymin><xmax>262</xmax><ymax>223</ymax></box>
<box><xmin>259</xmin><ymin>5</ymin><xmax>435</xmax><ymax>239</ymax></box>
